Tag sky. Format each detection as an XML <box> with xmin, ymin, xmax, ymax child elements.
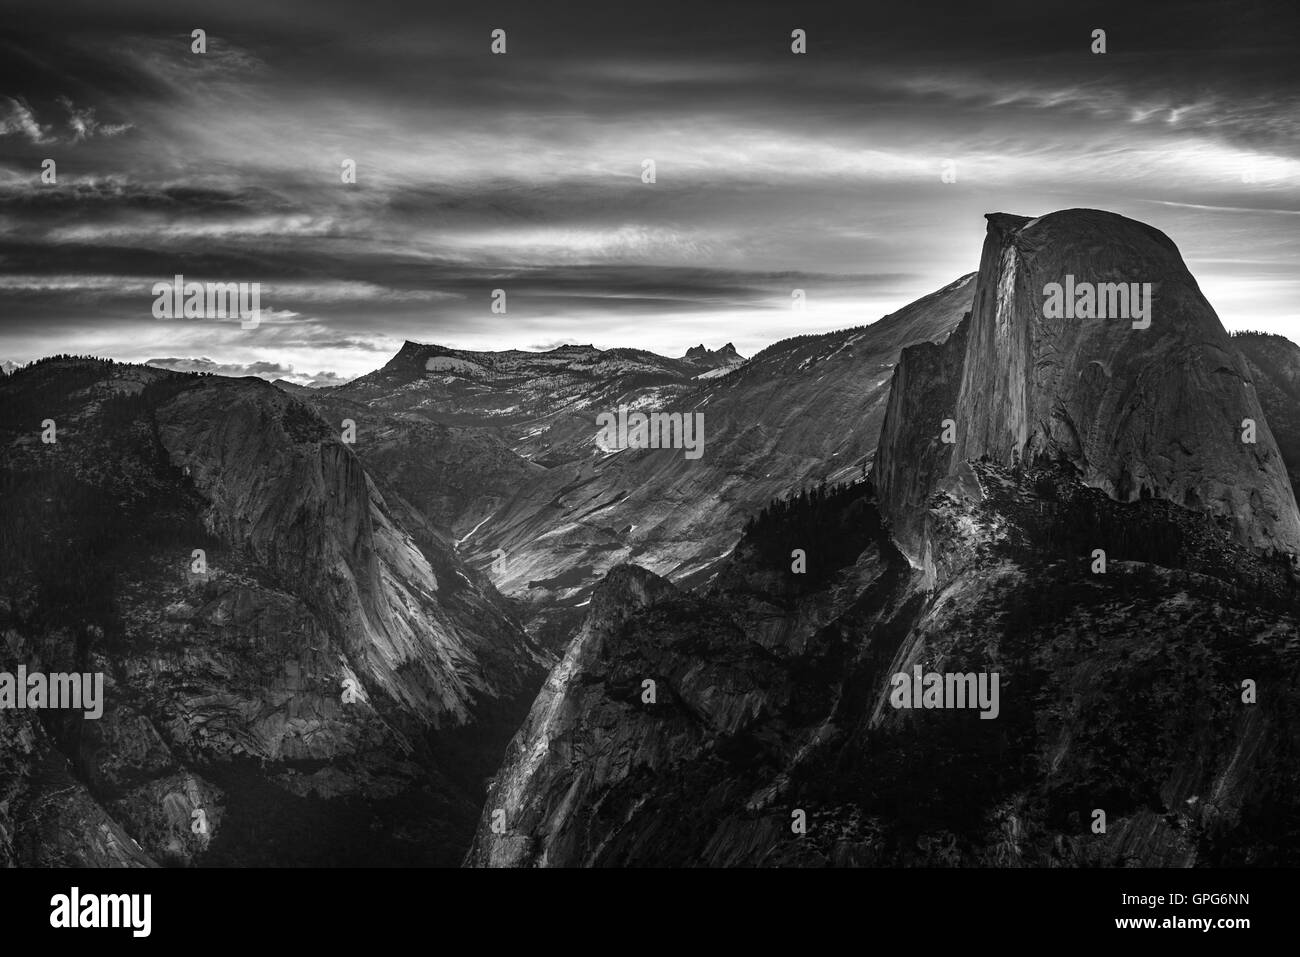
<box><xmin>1</xmin><ymin>0</ymin><xmax>1298</xmax><ymax>384</ymax></box>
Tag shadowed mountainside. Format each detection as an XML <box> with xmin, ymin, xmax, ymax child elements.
<box><xmin>0</xmin><ymin>359</ymin><xmax>544</xmax><ymax>866</ymax></box>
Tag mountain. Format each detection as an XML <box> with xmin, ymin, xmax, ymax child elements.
<box><xmin>682</xmin><ymin>342</ymin><xmax>745</xmax><ymax>377</ymax></box>
<box><xmin>333</xmin><ymin>342</ymin><xmax>699</xmax><ymax>465</ymax></box>
<box><xmin>1231</xmin><ymin>331</ymin><xmax>1300</xmax><ymax>503</ymax></box>
<box><xmin>467</xmin><ymin>273</ymin><xmax>973</xmax><ymax>645</ymax></box>
<box><xmin>291</xmin><ymin>277</ymin><xmax>974</xmax><ymax>650</ymax></box>
<box><xmin>9</xmin><ymin>209</ymin><xmax>1300</xmax><ymax>871</ymax></box>
<box><xmin>0</xmin><ymin>274</ymin><xmax>974</xmax><ymax>865</ymax></box>
<box><xmin>467</xmin><ymin>463</ymin><xmax>1300</xmax><ymax>867</ymax></box>
<box><xmin>271</xmin><ymin>374</ymin><xmax>351</xmax><ymax>391</ymax></box>
<box><xmin>465</xmin><ymin>209</ymin><xmax>1300</xmax><ymax>867</ymax></box>
<box><xmin>0</xmin><ymin>357</ymin><xmax>544</xmax><ymax>867</ymax></box>
<box><xmin>876</xmin><ymin>210</ymin><xmax>1300</xmax><ymax>566</ymax></box>
<box><xmin>0</xmin><ymin>361</ymin><xmax>18</xmax><ymax>376</ymax></box>
<box><xmin>274</xmin><ymin>281</ymin><xmax>971</xmax><ymax>650</ymax></box>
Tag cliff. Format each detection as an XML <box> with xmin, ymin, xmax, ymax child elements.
<box><xmin>876</xmin><ymin>209</ymin><xmax>1300</xmax><ymax>563</ymax></box>
<box><xmin>0</xmin><ymin>361</ymin><xmax>543</xmax><ymax>866</ymax></box>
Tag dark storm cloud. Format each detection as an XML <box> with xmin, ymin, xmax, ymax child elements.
<box><xmin>1</xmin><ymin>0</ymin><xmax>1298</xmax><ymax>375</ymax></box>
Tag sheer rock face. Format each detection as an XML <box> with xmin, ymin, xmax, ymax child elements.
<box><xmin>155</xmin><ymin>378</ymin><xmax>540</xmax><ymax>727</ymax></box>
<box><xmin>0</xmin><ymin>362</ymin><xmax>543</xmax><ymax>866</ymax></box>
<box><xmin>872</xmin><ymin>316</ymin><xmax>968</xmax><ymax>573</ymax></box>
<box><xmin>464</xmin><ymin>467</ymin><xmax>1300</xmax><ymax>868</ymax></box>
<box><xmin>1233</xmin><ymin>332</ymin><xmax>1300</xmax><ymax>502</ymax></box>
<box><xmin>464</xmin><ymin>565</ymin><xmax>682</xmax><ymax>868</ymax></box>
<box><xmin>878</xmin><ymin>209</ymin><xmax>1300</xmax><ymax>562</ymax></box>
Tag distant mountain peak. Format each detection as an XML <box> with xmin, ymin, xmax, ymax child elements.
<box><xmin>682</xmin><ymin>342</ymin><xmax>745</xmax><ymax>369</ymax></box>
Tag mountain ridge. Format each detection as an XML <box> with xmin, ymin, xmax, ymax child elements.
<box><xmin>463</xmin><ymin>209</ymin><xmax>1300</xmax><ymax>867</ymax></box>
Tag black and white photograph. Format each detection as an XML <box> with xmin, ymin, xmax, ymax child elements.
<box><xmin>0</xmin><ymin>0</ymin><xmax>1295</xmax><ymax>939</ymax></box>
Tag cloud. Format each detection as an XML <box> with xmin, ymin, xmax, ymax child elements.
<box><xmin>144</xmin><ymin>355</ymin><xmax>352</xmax><ymax>387</ymax></box>
<box><xmin>526</xmin><ymin>338</ymin><xmax>585</xmax><ymax>351</ymax></box>
<box><xmin>0</xmin><ymin>95</ymin><xmax>131</xmax><ymax>145</ymax></box>
<box><xmin>0</xmin><ymin>176</ymin><xmax>292</xmax><ymax>212</ymax></box>
<box><xmin>0</xmin><ymin>96</ymin><xmax>51</xmax><ymax>143</ymax></box>
<box><xmin>302</xmin><ymin>370</ymin><xmax>353</xmax><ymax>387</ymax></box>
<box><xmin>2</xmin><ymin>0</ymin><xmax>1298</xmax><ymax>368</ymax></box>
<box><xmin>0</xmin><ymin>273</ymin><xmax>139</xmax><ymax>292</ymax></box>
<box><xmin>55</xmin><ymin>96</ymin><xmax>132</xmax><ymax>141</ymax></box>
<box><xmin>1138</xmin><ymin>199</ymin><xmax>1300</xmax><ymax>216</ymax></box>
<box><xmin>146</xmin><ymin>356</ymin><xmax>291</xmax><ymax>377</ymax></box>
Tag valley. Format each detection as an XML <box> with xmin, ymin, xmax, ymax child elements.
<box><xmin>4</xmin><ymin>210</ymin><xmax>1299</xmax><ymax>868</ymax></box>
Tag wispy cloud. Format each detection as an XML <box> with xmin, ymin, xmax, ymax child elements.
<box><xmin>145</xmin><ymin>355</ymin><xmax>352</xmax><ymax>387</ymax></box>
<box><xmin>0</xmin><ymin>96</ymin><xmax>51</xmax><ymax>143</ymax></box>
<box><xmin>2</xmin><ymin>0</ymin><xmax>1299</xmax><ymax>364</ymax></box>
<box><xmin>55</xmin><ymin>96</ymin><xmax>132</xmax><ymax>141</ymax></box>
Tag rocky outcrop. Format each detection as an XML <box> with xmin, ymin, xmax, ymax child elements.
<box><xmin>877</xmin><ymin>209</ymin><xmax>1300</xmax><ymax>562</ymax></box>
<box><xmin>465</xmin><ymin>565</ymin><xmax>680</xmax><ymax>867</ymax></box>
<box><xmin>872</xmin><ymin>315</ymin><xmax>969</xmax><ymax>571</ymax></box>
<box><xmin>682</xmin><ymin>342</ymin><xmax>744</xmax><ymax>370</ymax></box>
<box><xmin>465</xmin><ymin>464</ymin><xmax>1300</xmax><ymax>867</ymax></box>
<box><xmin>155</xmin><ymin>377</ymin><xmax>539</xmax><ymax>727</ymax></box>
<box><xmin>1</xmin><ymin>708</ymin><xmax>156</xmax><ymax>867</ymax></box>
<box><xmin>462</xmin><ymin>212</ymin><xmax>1300</xmax><ymax>867</ymax></box>
<box><xmin>0</xmin><ymin>360</ymin><xmax>544</xmax><ymax>866</ymax></box>
<box><xmin>465</xmin><ymin>509</ymin><xmax>910</xmax><ymax>868</ymax></box>
<box><xmin>1233</xmin><ymin>332</ymin><xmax>1300</xmax><ymax>502</ymax></box>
